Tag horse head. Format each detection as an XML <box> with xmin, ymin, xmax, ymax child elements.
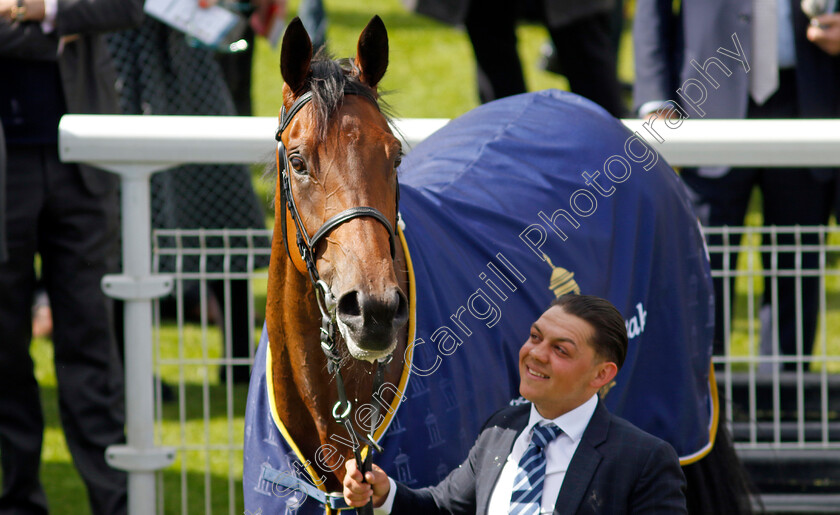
<box><xmin>275</xmin><ymin>16</ymin><xmax>408</xmax><ymax>362</ymax></box>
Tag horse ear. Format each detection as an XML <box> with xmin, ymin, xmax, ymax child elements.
<box><xmin>355</xmin><ymin>15</ymin><xmax>389</xmax><ymax>89</ymax></box>
<box><xmin>280</xmin><ymin>17</ymin><xmax>313</xmax><ymax>95</ymax></box>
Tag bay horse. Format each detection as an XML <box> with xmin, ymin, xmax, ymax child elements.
<box><xmin>244</xmin><ymin>16</ymin><xmax>753</xmax><ymax>514</ymax></box>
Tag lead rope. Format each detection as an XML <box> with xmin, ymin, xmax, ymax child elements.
<box><xmin>315</xmin><ymin>281</ymin><xmax>387</xmax><ymax>515</ymax></box>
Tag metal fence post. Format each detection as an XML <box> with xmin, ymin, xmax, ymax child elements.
<box><xmin>100</xmin><ymin>169</ymin><xmax>177</xmax><ymax>514</ymax></box>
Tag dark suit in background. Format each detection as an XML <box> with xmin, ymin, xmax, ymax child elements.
<box><xmin>633</xmin><ymin>0</ymin><xmax>840</xmax><ymax>365</ymax></box>
<box><xmin>403</xmin><ymin>0</ymin><xmax>625</xmax><ymax>117</ymax></box>
<box><xmin>391</xmin><ymin>401</ymin><xmax>687</xmax><ymax>514</ymax></box>
<box><xmin>0</xmin><ymin>120</ymin><xmax>6</xmax><ymax>264</ymax></box>
<box><xmin>0</xmin><ymin>1</ymin><xmax>143</xmax><ymax>513</ymax></box>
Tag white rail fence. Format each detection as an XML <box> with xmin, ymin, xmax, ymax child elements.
<box><xmin>58</xmin><ymin>116</ymin><xmax>840</xmax><ymax>514</ymax></box>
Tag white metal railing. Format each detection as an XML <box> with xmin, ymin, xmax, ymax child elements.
<box><xmin>150</xmin><ymin>229</ymin><xmax>270</xmax><ymax>515</ymax></box>
<box><xmin>57</xmin><ymin>116</ymin><xmax>840</xmax><ymax>514</ymax></box>
<box><xmin>705</xmin><ymin>226</ymin><xmax>840</xmax><ymax>449</ymax></box>
<box><xmin>58</xmin><ymin>116</ymin><xmax>840</xmax><ymax>168</ymax></box>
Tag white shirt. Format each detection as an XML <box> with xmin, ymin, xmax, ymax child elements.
<box><xmin>376</xmin><ymin>394</ymin><xmax>599</xmax><ymax>514</ymax></box>
<box><xmin>486</xmin><ymin>395</ymin><xmax>598</xmax><ymax>514</ymax></box>
<box><xmin>42</xmin><ymin>0</ymin><xmax>58</xmax><ymax>33</ymax></box>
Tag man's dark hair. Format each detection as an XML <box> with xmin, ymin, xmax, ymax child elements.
<box><xmin>549</xmin><ymin>294</ymin><xmax>627</xmax><ymax>370</ymax></box>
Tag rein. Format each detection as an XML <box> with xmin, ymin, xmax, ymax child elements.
<box><xmin>275</xmin><ymin>85</ymin><xmax>398</xmax><ymax>513</ymax></box>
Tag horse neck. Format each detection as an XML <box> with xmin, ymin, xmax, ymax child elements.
<box><xmin>265</xmin><ymin>232</ymin><xmax>410</xmax><ymax>490</ymax></box>
<box><xmin>265</xmin><ymin>238</ymin><xmax>330</xmax><ymax>471</ymax></box>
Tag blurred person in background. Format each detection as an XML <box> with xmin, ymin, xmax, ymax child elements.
<box><xmin>0</xmin><ymin>120</ymin><xmax>5</xmax><ymax>266</ymax></box>
<box><xmin>215</xmin><ymin>0</ymin><xmax>261</xmax><ymax>117</ymax></box>
<box><xmin>540</xmin><ymin>0</ymin><xmax>629</xmax><ymax>95</ymax></box>
<box><xmin>299</xmin><ymin>0</ymin><xmax>325</xmax><ymax>51</ymax></box>
<box><xmin>107</xmin><ymin>1</ymin><xmax>269</xmax><ymax>385</ymax></box>
<box><xmin>0</xmin><ymin>0</ymin><xmax>143</xmax><ymax>513</ymax></box>
<box><xmin>217</xmin><ymin>0</ymin><xmax>322</xmax><ymax>117</ymax></box>
<box><xmin>633</xmin><ymin>0</ymin><xmax>840</xmax><ymax>370</ymax></box>
<box><xmin>403</xmin><ymin>0</ymin><xmax>626</xmax><ymax>117</ymax></box>
<box><xmin>215</xmin><ymin>0</ymin><xmax>289</xmax><ymax>116</ymax></box>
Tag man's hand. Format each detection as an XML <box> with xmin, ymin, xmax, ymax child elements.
<box><xmin>343</xmin><ymin>459</ymin><xmax>391</xmax><ymax>508</ymax></box>
<box><xmin>1</xmin><ymin>0</ymin><xmax>46</xmax><ymax>23</ymax></box>
<box><xmin>807</xmin><ymin>13</ymin><xmax>840</xmax><ymax>56</ymax></box>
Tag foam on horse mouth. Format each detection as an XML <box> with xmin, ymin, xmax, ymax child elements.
<box><xmin>337</xmin><ymin>321</ymin><xmax>396</xmax><ymax>363</ymax></box>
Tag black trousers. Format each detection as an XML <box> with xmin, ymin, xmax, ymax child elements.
<box><xmin>215</xmin><ymin>25</ymin><xmax>255</xmax><ymax>117</ymax></box>
<box><xmin>680</xmin><ymin>70</ymin><xmax>835</xmax><ymax>366</ymax></box>
<box><xmin>0</xmin><ymin>145</ymin><xmax>126</xmax><ymax>515</ymax></box>
<box><xmin>464</xmin><ymin>0</ymin><xmax>625</xmax><ymax>117</ymax></box>
<box><xmin>211</xmin><ymin>278</ymin><xmax>254</xmax><ymax>383</ymax></box>
<box><xmin>0</xmin><ymin>122</ymin><xmax>6</xmax><ymax>263</ymax></box>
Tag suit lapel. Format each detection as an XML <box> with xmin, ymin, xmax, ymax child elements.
<box><xmin>476</xmin><ymin>404</ymin><xmax>530</xmax><ymax>514</ymax></box>
<box><xmin>553</xmin><ymin>400</ymin><xmax>610</xmax><ymax>514</ymax></box>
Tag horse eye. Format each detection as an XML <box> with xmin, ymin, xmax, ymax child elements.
<box><xmin>394</xmin><ymin>156</ymin><xmax>402</xmax><ymax>169</ymax></box>
<box><xmin>289</xmin><ymin>156</ymin><xmax>308</xmax><ymax>175</ymax></box>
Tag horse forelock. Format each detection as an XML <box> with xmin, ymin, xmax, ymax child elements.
<box><xmin>265</xmin><ymin>52</ymin><xmax>395</xmax><ymax>186</ymax></box>
<box><xmin>306</xmin><ymin>53</ymin><xmax>388</xmax><ymax>144</ymax></box>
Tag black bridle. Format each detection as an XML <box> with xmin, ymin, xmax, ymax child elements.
<box><xmin>275</xmin><ymin>85</ymin><xmax>399</xmax><ymax>512</ymax></box>
<box><xmin>275</xmin><ymin>87</ymin><xmax>398</xmax><ymax>286</ymax></box>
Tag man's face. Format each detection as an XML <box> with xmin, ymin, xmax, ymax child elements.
<box><xmin>518</xmin><ymin>306</ymin><xmax>610</xmax><ymax>419</ymax></box>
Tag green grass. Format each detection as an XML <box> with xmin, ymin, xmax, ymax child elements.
<box><xmin>252</xmin><ymin>0</ymin><xmax>635</xmax><ymax>119</ymax></box>
<box><xmin>31</xmin><ymin>325</ymin><xmax>253</xmax><ymax>515</ymax></box>
<box><xmin>27</xmin><ymin>277</ymin><xmax>269</xmax><ymax>514</ymax></box>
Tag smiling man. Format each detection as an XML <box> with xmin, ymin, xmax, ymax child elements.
<box><xmin>343</xmin><ymin>294</ymin><xmax>687</xmax><ymax>514</ymax></box>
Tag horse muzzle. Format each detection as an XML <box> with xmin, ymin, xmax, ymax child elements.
<box><xmin>335</xmin><ymin>287</ymin><xmax>408</xmax><ymax>361</ymax></box>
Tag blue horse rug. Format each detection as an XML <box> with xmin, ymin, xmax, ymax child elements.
<box><xmin>243</xmin><ymin>89</ymin><xmax>715</xmax><ymax>514</ymax></box>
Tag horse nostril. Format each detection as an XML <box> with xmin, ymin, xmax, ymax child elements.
<box><xmin>392</xmin><ymin>290</ymin><xmax>409</xmax><ymax>329</ymax></box>
<box><xmin>337</xmin><ymin>291</ymin><xmax>362</xmax><ymax>321</ymax></box>
<box><xmin>337</xmin><ymin>288</ymin><xmax>408</xmax><ymax>346</ymax></box>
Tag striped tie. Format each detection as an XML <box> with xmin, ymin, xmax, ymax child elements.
<box><xmin>509</xmin><ymin>423</ymin><xmax>563</xmax><ymax>515</ymax></box>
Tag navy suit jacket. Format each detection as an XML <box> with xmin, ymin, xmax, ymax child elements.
<box><xmin>0</xmin><ymin>0</ymin><xmax>144</xmax><ymax>195</ymax></box>
<box><xmin>392</xmin><ymin>400</ymin><xmax>687</xmax><ymax>514</ymax></box>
